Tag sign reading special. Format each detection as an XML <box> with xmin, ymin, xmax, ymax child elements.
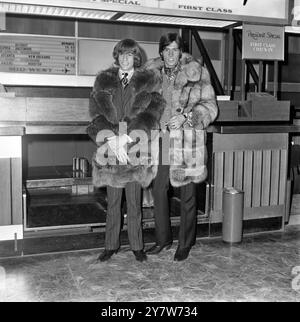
<box><xmin>242</xmin><ymin>24</ymin><xmax>285</xmax><ymax>61</ymax></box>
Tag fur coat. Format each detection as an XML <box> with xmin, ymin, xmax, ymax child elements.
<box><xmin>87</xmin><ymin>66</ymin><xmax>165</xmax><ymax>188</ymax></box>
<box><xmin>144</xmin><ymin>53</ymin><xmax>218</xmax><ymax>187</ymax></box>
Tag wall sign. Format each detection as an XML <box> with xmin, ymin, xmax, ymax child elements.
<box><xmin>82</xmin><ymin>0</ymin><xmax>288</xmax><ymax>21</ymax></box>
<box><xmin>242</xmin><ymin>24</ymin><xmax>285</xmax><ymax>60</ymax></box>
<box><xmin>0</xmin><ymin>35</ymin><xmax>76</xmax><ymax>75</ymax></box>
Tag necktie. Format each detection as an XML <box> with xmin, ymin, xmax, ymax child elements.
<box><xmin>121</xmin><ymin>72</ymin><xmax>128</xmax><ymax>87</ymax></box>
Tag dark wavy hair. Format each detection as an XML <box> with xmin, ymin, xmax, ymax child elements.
<box><xmin>113</xmin><ymin>38</ymin><xmax>142</xmax><ymax>68</ymax></box>
<box><xmin>159</xmin><ymin>33</ymin><xmax>183</xmax><ymax>57</ymax></box>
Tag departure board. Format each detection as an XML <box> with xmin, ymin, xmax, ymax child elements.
<box><xmin>0</xmin><ymin>36</ymin><xmax>76</xmax><ymax>75</ymax></box>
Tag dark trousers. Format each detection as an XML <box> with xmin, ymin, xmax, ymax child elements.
<box><xmin>152</xmin><ymin>163</ymin><xmax>197</xmax><ymax>249</ymax></box>
<box><xmin>105</xmin><ymin>182</ymin><xmax>143</xmax><ymax>251</ymax></box>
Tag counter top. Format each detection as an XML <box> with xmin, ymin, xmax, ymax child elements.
<box><xmin>0</xmin><ymin>126</ymin><xmax>25</xmax><ymax>136</ymax></box>
<box><xmin>208</xmin><ymin>124</ymin><xmax>300</xmax><ymax>134</ymax></box>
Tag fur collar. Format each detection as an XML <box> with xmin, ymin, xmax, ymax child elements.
<box><xmin>93</xmin><ymin>66</ymin><xmax>161</xmax><ymax>97</ymax></box>
<box><xmin>144</xmin><ymin>53</ymin><xmax>203</xmax><ymax>85</ymax></box>
<box><xmin>90</xmin><ymin>66</ymin><xmax>162</xmax><ymax>120</ymax></box>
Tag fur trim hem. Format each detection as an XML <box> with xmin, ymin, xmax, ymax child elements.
<box><xmin>169</xmin><ymin>166</ymin><xmax>207</xmax><ymax>187</ymax></box>
<box><xmin>92</xmin><ymin>162</ymin><xmax>157</xmax><ymax>188</ymax></box>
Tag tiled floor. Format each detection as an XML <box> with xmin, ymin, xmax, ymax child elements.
<box><xmin>0</xmin><ymin>225</ymin><xmax>299</xmax><ymax>302</ymax></box>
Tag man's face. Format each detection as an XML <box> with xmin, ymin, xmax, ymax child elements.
<box><xmin>118</xmin><ymin>52</ymin><xmax>134</xmax><ymax>71</ymax></box>
<box><xmin>162</xmin><ymin>41</ymin><xmax>181</xmax><ymax>68</ymax></box>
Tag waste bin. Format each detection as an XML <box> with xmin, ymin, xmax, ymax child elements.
<box><xmin>222</xmin><ymin>187</ymin><xmax>244</xmax><ymax>243</ymax></box>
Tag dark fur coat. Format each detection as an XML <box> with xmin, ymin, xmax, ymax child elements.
<box><xmin>87</xmin><ymin>67</ymin><xmax>165</xmax><ymax>188</ymax></box>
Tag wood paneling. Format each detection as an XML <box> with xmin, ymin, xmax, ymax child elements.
<box><xmin>11</xmin><ymin>158</ymin><xmax>22</xmax><ymax>225</ymax></box>
<box><xmin>261</xmin><ymin>150</ymin><xmax>272</xmax><ymax>206</ymax></box>
<box><xmin>270</xmin><ymin>150</ymin><xmax>280</xmax><ymax>205</ymax></box>
<box><xmin>26</xmin><ymin>98</ymin><xmax>90</xmax><ymax>122</ymax></box>
<box><xmin>212</xmin><ymin>133</ymin><xmax>288</xmax><ymax>221</ymax></box>
<box><xmin>0</xmin><ymin>159</ymin><xmax>12</xmax><ymax>225</ymax></box>
<box><xmin>243</xmin><ymin>150</ymin><xmax>253</xmax><ymax>208</ymax></box>
<box><xmin>252</xmin><ymin>150</ymin><xmax>262</xmax><ymax>207</ymax></box>
<box><xmin>213</xmin><ymin>152</ymin><xmax>224</xmax><ymax>211</ymax></box>
<box><xmin>213</xmin><ymin>133</ymin><xmax>288</xmax><ymax>152</ymax></box>
<box><xmin>0</xmin><ymin>98</ymin><xmax>26</xmax><ymax>121</ymax></box>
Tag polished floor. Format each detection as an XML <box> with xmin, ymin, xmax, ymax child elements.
<box><xmin>0</xmin><ymin>225</ymin><xmax>299</xmax><ymax>302</ymax></box>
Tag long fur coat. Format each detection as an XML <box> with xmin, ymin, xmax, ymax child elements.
<box><xmin>144</xmin><ymin>53</ymin><xmax>218</xmax><ymax>187</ymax></box>
<box><xmin>87</xmin><ymin>66</ymin><xmax>165</xmax><ymax>188</ymax></box>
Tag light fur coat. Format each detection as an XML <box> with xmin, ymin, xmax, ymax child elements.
<box><xmin>144</xmin><ymin>53</ymin><xmax>218</xmax><ymax>187</ymax></box>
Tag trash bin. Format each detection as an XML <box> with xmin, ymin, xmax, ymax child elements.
<box><xmin>222</xmin><ymin>187</ymin><xmax>244</xmax><ymax>243</ymax></box>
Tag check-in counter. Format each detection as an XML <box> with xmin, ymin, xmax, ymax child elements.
<box><xmin>0</xmin><ymin>94</ymin><xmax>296</xmax><ymax>238</ymax></box>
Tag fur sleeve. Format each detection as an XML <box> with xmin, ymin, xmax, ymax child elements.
<box><xmin>86</xmin><ymin>114</ymin><xmax>118</xmax><ymax>144</ymax></box>
<box><xmin>187</xmin><ymin>67</ymin><xmax>218</xmax><ymax>130</ymax></box>
<box><xmin>89</xmin><ymin>69</ymin><xmax>119</xmax><ymax>124</ymax></box>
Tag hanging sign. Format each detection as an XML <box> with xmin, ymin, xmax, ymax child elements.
<box><xmin>242</xmin><ymin>24</ymin><xmax>285</xmax><ymax>60</ymax></box>
<box><xmin>83</xmin><ymin>0</ymin><xmax>288</xmax><ymax>22</ymax></box>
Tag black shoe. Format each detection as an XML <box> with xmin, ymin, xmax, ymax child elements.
<box><xmin>146</xmin><ymin>242</ymin><xmax>172</xmax><ymax>255</ymax></box>
<box><xmin>97</xmin><ymin>249</ymin><xmax>117</xmax><ymax>262</ymax></box>
<box><xmin>133</xmin><ymin>250</ymin><xmax>147</xmax><ymax>262</ymax></box>
<box><xmin>174</xmin><ymin>246</ymin><xmax>191</xmax><ymax>261</ymax></box>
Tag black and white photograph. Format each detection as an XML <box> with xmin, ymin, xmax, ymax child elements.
<box><xmin>0</xmin><ymin>0</ymin><xmax>299</xmax><ymax>306</ymax></box>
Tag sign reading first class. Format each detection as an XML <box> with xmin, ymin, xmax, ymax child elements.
<box><xmin>242</xmin><ymin>24</ymin><xmax>285</xmax><ymax>61</ymax></box>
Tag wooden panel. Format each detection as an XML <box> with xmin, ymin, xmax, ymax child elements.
<box><xmin>5</xmin><ymin>15</ymin><xmax>75</xmax><ymax>36</ymax></box>
<box><xmin>11</xmin><ymin>158</ymin><xmax>22</xmax><ymax>225</ymax></box>
<box><xmin>78</xmin><ymin>21</ymin><xmax>178</xmax><ymax>41</ymax></box>
<box><xmin>252</xmin><ymin>100</ymin><xmax>290</xmax><ymax>121</ymax></box>
<box><xmin>213</xmin><ymin>133</ymin><xmax>288</xmax><ymax>152</ymax></box>
<box><xmin>26</xmin><ymin>98</ymin><xmax>90</xmax><ymax>122</ymax></box>
<box><xmin>234</xmin><ymin>151</ymin><xmax>244</xmax><ymax>190</ymax></box>
<box><xmin>25</xmin><ymin>125</ymin><xmax>89</xmax><ymax>135</ymax></box>
<box><xmin>0</xmin><ymin>127</ymin><xmax>24</xmax><ymax>136</ymax></box>
<box><xmin>252</xmin><ymin>150</ymin><xmax>262</xmax><ymax>207</ymax></box>
<box><xmin>213</xmin><ymin>152</ymin><xmax>224</xmax><ymax>211</ymax></box>
<box><xmin>0</xmin><ymin>98</ymin><xmax>26</xmax><ymax>122</ymax></box>
<box><xmin>279</xmin><ymin>149</ymin><xmax>288</xmax><ymax>205</ymax></box>
<box><xmin>261</xmin><ymin>150</ymin><xmax>271</xmax><ymax>206</ymax></box>
<box><xmin>243</xmin><ymin>150</ymin><xmax>253</xmax><ymax>208</ymax></box>
<box><xmin>224</xmin><ymin>151</ymin><xmax>234</xmax><ymax>188</ymax></box>
<box><xmin>270</xmin><ymin>150</ymin><xmax>280</xmax><ymax>206</ymax></box>
<box><xmin>0</xmin><ymin>159</ymin><xmax>11</xmax><ymax>225</ymax></box>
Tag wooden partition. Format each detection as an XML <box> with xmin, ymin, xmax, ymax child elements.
<box><xmin>211</xmin><ymin>132</ymin><xmax>289</xmax><ymax>225</ymax></box>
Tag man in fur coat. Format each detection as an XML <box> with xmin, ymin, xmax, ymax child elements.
<box><xmin>144</xmin><ymin>33</ymin><xmax>218</xmax><ymax>261</ymax></box>
<box><xmin>87</xmin><ymin>39</ymin><xmax>165</xmax><ymax>262</ymax></box>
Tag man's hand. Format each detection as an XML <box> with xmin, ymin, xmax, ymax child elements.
<box><xmin>168</xmin><ymin>114</ymin><xmax>186</xmax><ymax>130</ymax></box>
<box><xmin>107</xmin><ymin>134</ymin><xmax>133</xmax><ymax>163</ymax></box>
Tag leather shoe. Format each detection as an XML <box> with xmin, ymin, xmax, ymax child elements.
<box><xmin>133</xmin><ymin>250</ymin><xmax>147</xmax><ymax>262</ymax></box>
<box><xmin>146</xmin><ymin>242</ymin><xmax>172</xmax><ymax>255</ymax></box>
<box><xmin>97</xmin><ymin>249</ymin><xmax>117</xmax><ymax>262</ymax></box>
<box><xmin>174</xmin><ymin>246</ymin><xmax>191</xmax><ymax>261</ymax></box>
